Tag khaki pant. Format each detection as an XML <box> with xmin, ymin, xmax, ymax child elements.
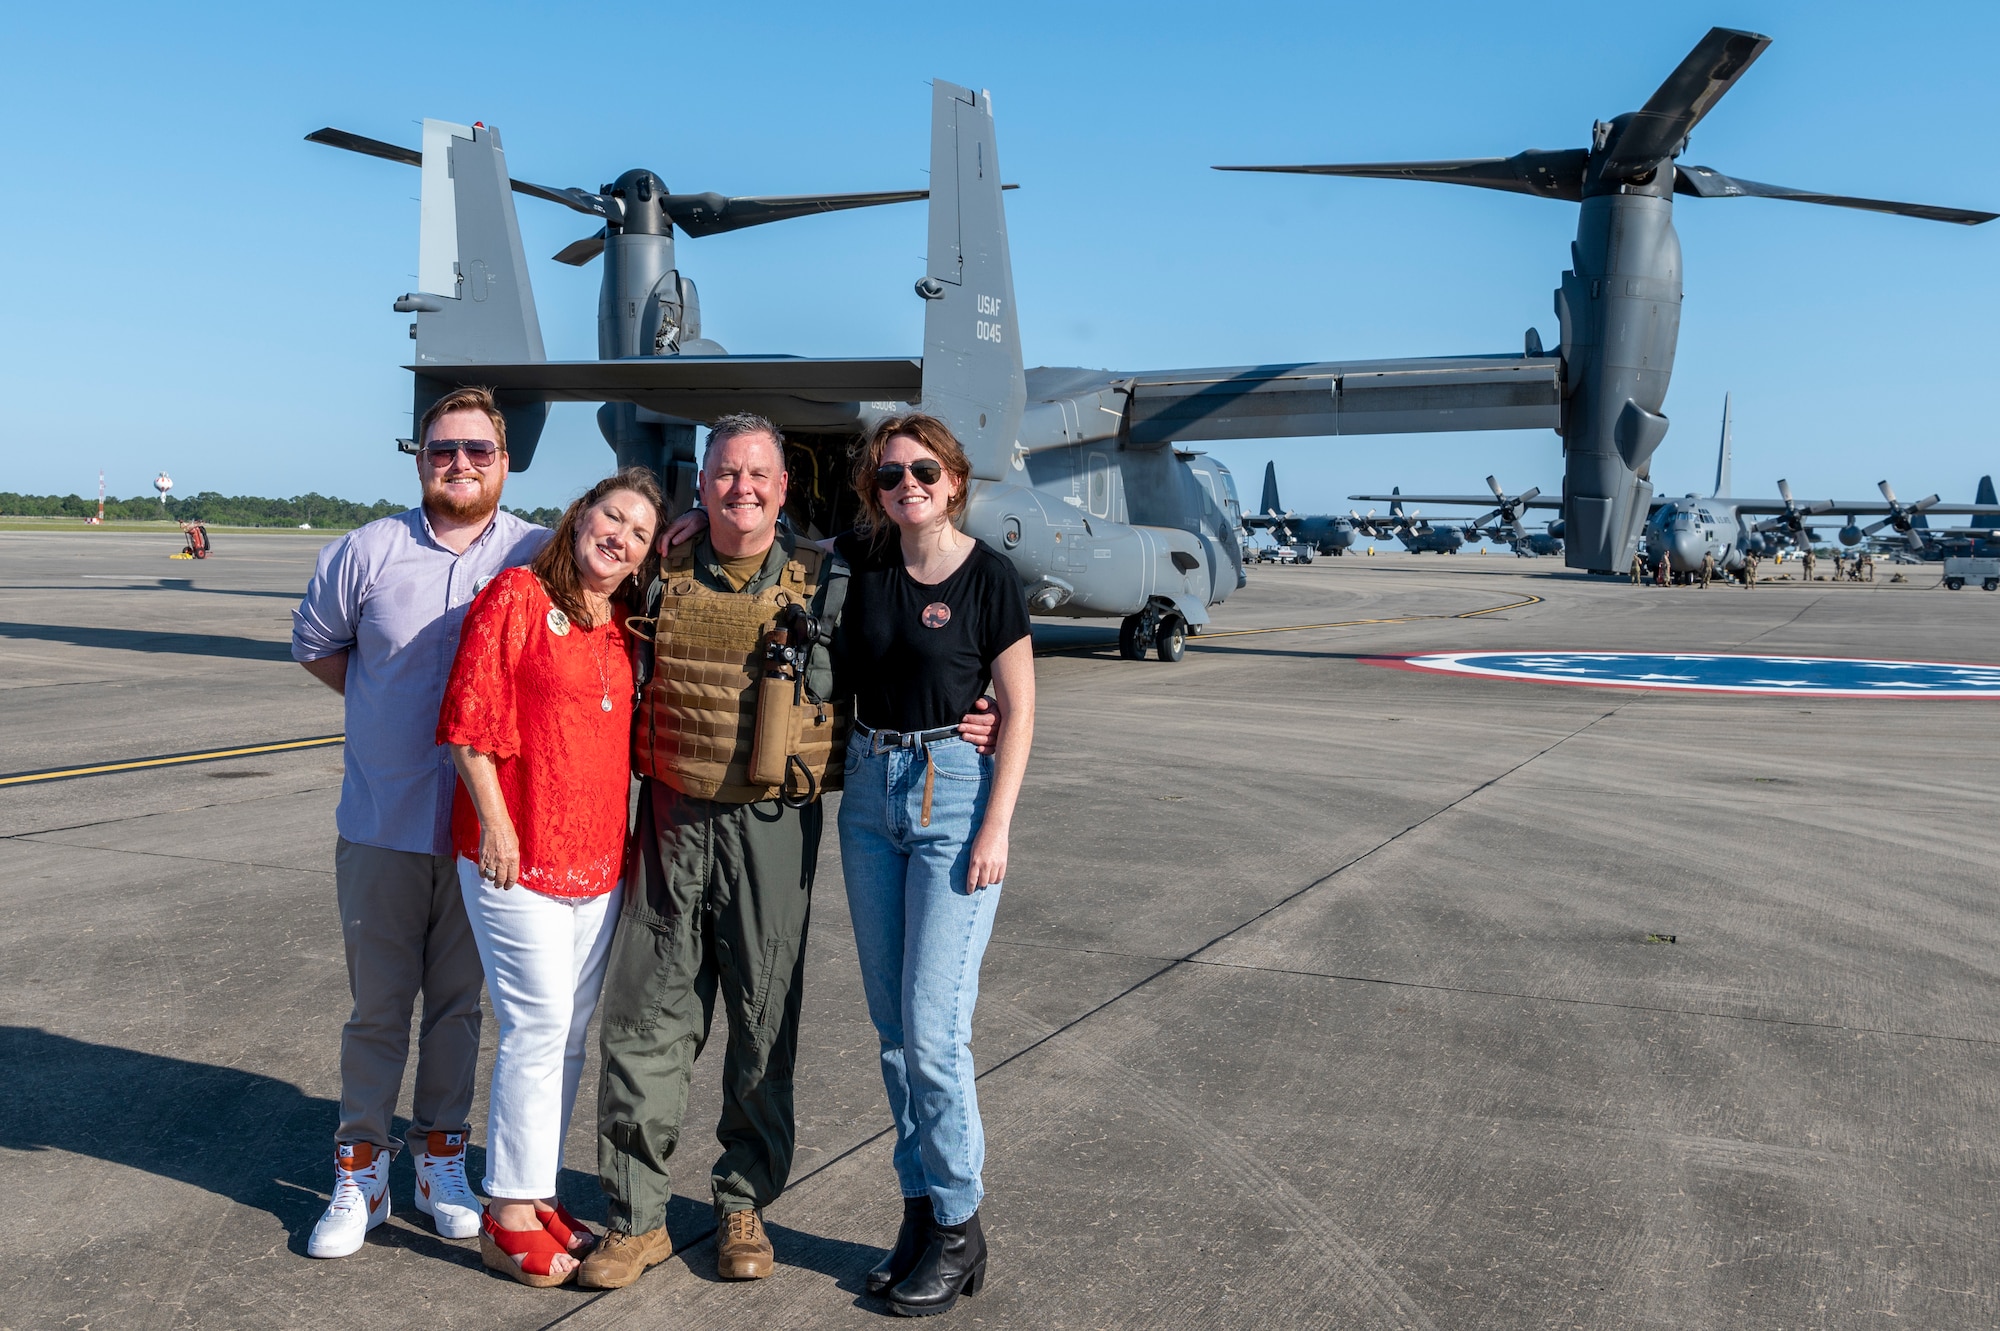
<box><xmin>333</xmin><ymin>837</ymin><xmax>483</xmax><ymax>1155</ymax></box>
<box><xmin>595</xmin><ymin>779</ymin><xmax>818</xmax><ymax>1228</ymax></box>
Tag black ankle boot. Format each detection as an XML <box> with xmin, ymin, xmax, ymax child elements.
<box><xmin>866</xmin><ymin>1196</ymin><xmax>934</xmax><ymax>1296</ymax></box>
<box><xmin>886</xmin><ymin>1210</ymin><xmax>986</xmax><ymax>1317</ymax></box>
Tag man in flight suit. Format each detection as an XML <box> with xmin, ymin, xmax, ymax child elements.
<box><xmin>580</xmin><ymin>414</ymin><xmax>998</xmax><ymax>1287</ymax></box>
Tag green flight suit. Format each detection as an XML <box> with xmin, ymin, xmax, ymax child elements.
<box><xmin>596</xmin><ymin>528</ymin><xmax>843</xmax><ymax>1228</ymax></box>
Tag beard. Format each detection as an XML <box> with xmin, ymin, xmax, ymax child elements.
<box><xmin>426</xmin><ymin>475</ymin><xmax>502</xmax><ymax>524</ymax></box>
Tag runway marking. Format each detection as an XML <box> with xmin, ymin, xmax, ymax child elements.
<box><xmin>1036</xmin><ymin>593</ymin><xmax>1542</xmax><ymax>656</ymax></box>
<box><xmin>0</xmin><ymin>735</ymin><xmax>344</xmax><ymax>787</ymax></box>
<box><xmin>1378</xmin><ymin>650</ymin><xmax>2000</xmax><ymax>698</ymax></box>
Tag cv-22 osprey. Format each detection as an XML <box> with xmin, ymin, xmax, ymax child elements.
<box><xmin>313</xmin><ymin>84</ymin><xmax>1576</xmax><ymax>662</ymax></box>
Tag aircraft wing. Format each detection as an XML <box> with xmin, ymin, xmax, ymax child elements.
<box><xmin>1728</xmin><ymin>499</ymin><xmax>2000</xmax><ymax>515</ymax></box>
<box><xmin>1346</xmin><ymin>493</ymin><xmax>1563</xmax><ymax>509</ymax></box>
<box><xmin>405</xmin><ymin>356</ymin><xmax>923</xmax><ymax>416</ymax></box>
<box><xmin>1116</xmin><ymin>354</ymin><xmax>1562</xmax><ymax>443</ymax></box>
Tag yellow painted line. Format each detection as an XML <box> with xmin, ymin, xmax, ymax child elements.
<box><xmin>1037</xmin><ymin>593</ymin><xmax>1543</xmax><ymax>656</ymax></box>
<box><xmin>0</xmin><ymin>735</ymin><xmax>345</xmax><ymax>787</ymax></box>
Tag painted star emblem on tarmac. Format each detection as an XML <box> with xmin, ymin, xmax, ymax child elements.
<box><xmin>1375</xmin><ymin>652</ymin><xmax>2000</xmax><ymax>698</ymax></box>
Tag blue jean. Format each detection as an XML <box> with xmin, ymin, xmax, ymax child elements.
<box><xmin>838</xmin><ymin>734</ymin><xmax>1001</xmax><ymax>1226</ymax></box>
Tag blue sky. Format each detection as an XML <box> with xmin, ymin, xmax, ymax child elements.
<box><xmin>2</xmin><ymin>1</ymin><xmax>1993</xmax><ymax>516</ymax></box>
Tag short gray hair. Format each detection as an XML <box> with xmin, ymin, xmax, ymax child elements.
<box><xmin>702</xmin><ymin>413</ymin><xmax>785</xmax><ymax>469</ymax></box>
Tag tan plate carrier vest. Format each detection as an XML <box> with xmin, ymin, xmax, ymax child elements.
<box><xmin>633</xmin><ymin>543</ymin><xmax>849</xmax><ymax>803</ymax></box>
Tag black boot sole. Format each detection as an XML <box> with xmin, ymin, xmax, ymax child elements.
<box><xmin>887</xmin><ymin>1262</ymin><xmax>985</xmax><ymax>1317</ymax></box>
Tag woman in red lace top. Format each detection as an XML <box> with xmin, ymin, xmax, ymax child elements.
<box><xmin>437</xmin><ymin>468</ymin><xmax>661</xmax><ymax>1286</ymax></box>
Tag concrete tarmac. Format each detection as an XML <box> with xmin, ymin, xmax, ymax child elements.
<box><xmin>3</xmin><ymin>530</ymin><xmax>1997</xmax><ymax>1330</ymax></box>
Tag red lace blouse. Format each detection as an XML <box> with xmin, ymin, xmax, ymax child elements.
<box><xmin>437</xmin><ymin>567</ymin><xmax>633</xmax><ymax>898</ymax></box>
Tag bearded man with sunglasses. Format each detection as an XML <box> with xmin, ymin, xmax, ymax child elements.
<box><xmin>291</xmin><ymin>386</ymin><xmax>551</xmax><ymax>1259</ymax></box>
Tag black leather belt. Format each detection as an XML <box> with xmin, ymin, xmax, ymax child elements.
<box><xmin>855</xmin><ymin>721</ymin><xmax>961</xmax><ymax>755</ymax></box>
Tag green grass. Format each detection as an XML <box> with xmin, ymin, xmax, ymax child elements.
<box><xmin>0</xmin><ymin>517</ymin><xmax>351</xmax><ymax>534</ymax></box>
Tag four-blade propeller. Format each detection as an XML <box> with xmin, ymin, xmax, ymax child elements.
<box><xmin>1754</xmin><ymin>479</ymin><xmax>1836</xmax><ymax>547</ymax></box>
<box><xmin>1467</xmin><ymin>475</ymin><xmax>1542</xmax><ymax>540</ymax></box>
<box><xmin>1861</xmin><ymin>480</ymin><xmax>1943</xmax><ymax>550</ymax></box>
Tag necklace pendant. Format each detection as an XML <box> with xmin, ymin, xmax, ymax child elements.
<box><xmin>601</xmin><ymin>695</ymin><xmax>614</xmax><ymax>713</ymax></box>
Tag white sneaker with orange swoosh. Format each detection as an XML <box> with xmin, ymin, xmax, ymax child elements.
<box><xmin>307</xmin><ymin>1141</ymin><xmax>392</xmax><ymax>1258</ymax></box>
<box><xmin>413</xmin><ymin>1130</ymin><xmax>481</xmax><ymax>1239</ymax></box>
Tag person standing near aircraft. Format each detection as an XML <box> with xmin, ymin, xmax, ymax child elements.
<box><xmin>581</xmin><ymin>414</ymin><xmax>1003</xmax><ymax>1290</ymax></box>
<box><xmin>439</xmin><ymin>470</ymin><xmax>661</xmax><ymax>1286</ymax></box>
<box><xmin>1630</xmin><ymin>550</ymin><xmax>1645</xmax><ymax>585</ymax></box>
<box><xmin>1743</xmin><ymin>550</ymin><xmax>1760</xmax><ymax>588</ymax></box>
<box><xmin>834</xmin><ymin>415</ymin><xmax>1035</xmax><ymax>1317</ymax></box>
<box><xmin>291</xmin><ymin>386</ymin><xmax>550</xmax><ymax>1258</ymax></box>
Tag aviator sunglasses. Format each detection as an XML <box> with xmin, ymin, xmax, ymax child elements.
<box><xmin>874</xmin><ymin>459</ymin><xmax>945</xmax><ymax>490</ymax></box>
<box><xmin>422</xmin><ymin>439</ymin><xmax>502</xmax><ymax>468</ymax></box>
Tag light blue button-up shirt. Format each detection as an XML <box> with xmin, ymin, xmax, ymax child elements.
<box><xmin>292</xmin><ymin>507</ymin><xmax>551</xmax><ymax>855</ymax></box>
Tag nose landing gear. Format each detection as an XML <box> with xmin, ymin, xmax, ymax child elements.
<box><xmin>1118</xmin><ymin>601</ymin><xmax>1191</xmax><ymax>663</ymax></box>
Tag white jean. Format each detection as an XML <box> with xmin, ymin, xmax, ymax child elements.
<box><xmin>458</xmin><ymin>859</ymin><xmax>621</xmax><ymax>1200</ymax></box>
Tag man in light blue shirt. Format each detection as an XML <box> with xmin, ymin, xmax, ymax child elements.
<box><xmin>291</xmin><ymin>386</ymin><xmax>550</xmax><ymax>1259</ymax></box>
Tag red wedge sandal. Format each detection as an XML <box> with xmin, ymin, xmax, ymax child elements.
<box><xmin>481</xmin><ymin>1208</ymin><xmax>577</xmax><ymax>1287</ymax></box>
<box><xmin>537</xmin><ymin>1202</ymin><xmax>598</xmax><ymax>1256</ymax></box>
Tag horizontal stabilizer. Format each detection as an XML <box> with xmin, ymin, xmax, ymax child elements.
<box><xmin>402</xmin><ymin>356</ymin><xmax>922</xmax><ymax>417</ymax></box>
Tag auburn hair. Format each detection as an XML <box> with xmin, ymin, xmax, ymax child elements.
<box><xmin>529</xmin><ymin>468</ymin><xmax>665</xmax><ymax>630</ymax></box>
<box><xmin>850</xmin><ymin>413</ymin><xmax>973</xmax><ymax>541</ymax></box>
<box><xmin>419</xmin><ymin>386</ymin><xmax>508</xmax><ymax>450</ymax></box>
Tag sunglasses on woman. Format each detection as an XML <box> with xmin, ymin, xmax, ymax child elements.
<box><xmin>874</xmin><ymin>459</ymin><xmax>945</xmax><ymax>490</ymax></box>
<box><xmin>423</xmin><ymin>439</ymin><xmax>502</xmax><ymax>468</ymax></box>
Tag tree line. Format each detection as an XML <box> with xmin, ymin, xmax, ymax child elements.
<box><xmin>0</xmin><ymin>491</ymin><xmax>561</xmax><ymax>529</ymax></box>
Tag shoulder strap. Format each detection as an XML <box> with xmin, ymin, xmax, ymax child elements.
<box><xmin>786</xmin><ymin>544</ymin><xmax>826</xmax><ymax>595</ymax></box>
<box><xmin>665</xmin><ymin>537</ymin><xmax>699</xmax><ymax>574</ymax></box>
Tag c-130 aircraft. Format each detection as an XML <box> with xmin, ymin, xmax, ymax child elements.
<box><xmin>1360</xmin><ymin>397</ymin><xmax>2000</xmax><ymax>579</ymax></box>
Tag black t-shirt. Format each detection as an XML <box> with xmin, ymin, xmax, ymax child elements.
<box><xmin>833</xmin><ymin>530</ymin><xmax>1032</xmax><ymax>733</ymax></box>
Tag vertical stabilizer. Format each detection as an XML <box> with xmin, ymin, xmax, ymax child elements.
<box><xmin>1977</xmin><ymin>476</ymin><xmax>1999</xmax><ymax>529</ymax></box>
<box><xmin>1713</xmin><ymin>393</ymin><xmax>1733</xmax><ymax>497</ymax></box>
<box><xmin>919</xmin><ymin>82</ymin><xmax>1024</xmax><ymax>482</ymax></box>
<box><xmin>405</xmin><ymin>120</ymin><xmax>548</xmax><ymax>466</ymax></box>
<box><xmin>1260</xmin><ymin>461</ymin><xmax>1282</xmax><ymax>515</ymax></box>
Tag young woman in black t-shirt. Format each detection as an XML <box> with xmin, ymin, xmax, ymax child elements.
<box><xmin>832</xmin><ymin>413</ymin><xmax>1034</xmax><ymax>1315</ymax></box>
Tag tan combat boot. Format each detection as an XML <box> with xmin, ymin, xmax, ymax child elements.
<box><xmin>716</xmin><ymin>1208</ymin><xmax>774</xmax><ymax>1279</ymax></box>
<box><xmin>576</xmin><ymin>1227</ymin><xmax>673</xmax><ymax>1289</ymax></box>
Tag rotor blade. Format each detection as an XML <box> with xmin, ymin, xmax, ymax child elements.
<box><xmin>1601</xmin><ymin>27</ymin><xmax>1771</xmax><ymax>177</ymax></box>
<box><xmin>1517</xmin><ymin>486</ymin><xmax>1542</xmax><ymax>505</ymax></box>
<box><xmin>1212</xmin><ymin>149</ymin><xmax>1587</xmax><ymax>202</ymax></box>
<box><xmin>552</xmin><ymin>229</ymin><xmax>607</xmax><ymax>267</ymax></box>
<box><xmin>1776</xmin><ymin>478</ymin><xmax>1794</xmax><ymax>505</ymax></box>
<box><xmin>1878</xmin><ymin>479</ymin><xmax>1898</xmax><ymax>504</ymax></box>
<box><xmin>305</xmin><ymin>129</ymin><xmax>614</xmax><ymax>220</ymax></box>
<box><xmin>1676</xmin><ymin>165</ymin><xmax>1996</xmax><ymax>225</ymax></box>
<box><xmin>1486</xmin><ymin>475</ymin><xmax>1506</xmax><ymax>501</ymax></box>
<box><xmin>306</xmin><ymin>127</ymin><xmax>422</xmax><ymax>168</ymax></box>
<box><xmin>666</xmin><ymin>186</ymin><xmax>933</xmax><ymax>238</ymax></box>
<box><xmin>1861</xmin><ymin>516</ymin><xmax>1896</xmax><ymax>536</ymax></box>
<box><xmin>508</xmin><ymin>179</ymin><xmax>612</xmax><ymax>219</ymax></box>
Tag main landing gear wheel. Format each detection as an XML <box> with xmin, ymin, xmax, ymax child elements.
<box><xmin>1118</xmin><ymin>614</ymin><xmax>1149</xmax><ymax>660</ymax></box>
<box><xmin>1155</xmin><ymin>615</ymin><xmax>1186</xmax><ymax>663</ymax></box>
